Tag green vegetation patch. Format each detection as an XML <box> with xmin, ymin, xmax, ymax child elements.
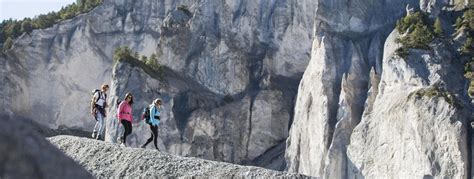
<box><xmin>455</xmin><ymin>6</ymin><xmax>474</xmax><ymax>56</ymax></box>
<box><xmin>466</xmin><ymin>60</ymin><xmax>474</xmax><ymax>97</ymax></box>
<box><xmin>469</xmin><ymin>80</ymin><xmax>474</xmax><ymax>97</ymax></box>
<box><xmin>395</xmin><ymin>11</ymin><xmax>437</xmax><ymax>58</ymax></box>
<box><xmin>408</xmin><ymin>86</ymin><xmax>458</xmax><ymax>107</ymax></box>
<box><xmin>113</xmin><ymin>46</ymin><xmax>164</xmax><ymax>80</ymax></box>
<box><xmin>0</xmin><ymin>0</ymin><xmax>103</xmax><ymax>51</ymax></box>
<box><xmin>456</xmin><ymin>6</ymin><xmax>474</xmax><ymax>98</ymax></box>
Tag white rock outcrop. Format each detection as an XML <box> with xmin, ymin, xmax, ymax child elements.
<box><xmin>286</xmin><ymin>0</ymin><xmax>418</xmax><ymax>175</ymax></box>
<box><xmin>286</xmin><ymin>0</ymin><xmax>473</xmax><ymax>178</ymax></box>
<box><xmin>346</xmin><ymin>30</ymin><xmax>471</xmax><ymax>178</ymax></box>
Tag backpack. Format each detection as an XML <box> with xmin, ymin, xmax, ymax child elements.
<box><xmin>141</xmin><ymin>106</ymin><xmax>151</xmax><ymax>124</ymax></box>
<box><xmin>116</xmin><ymin>99</ymin><xmax>122</xmax><ymax>109</ymax></box>
<box><xmin>90</xmin><ymin>89</ymin><xmax>100</xmax><ymax>108</ymax></box>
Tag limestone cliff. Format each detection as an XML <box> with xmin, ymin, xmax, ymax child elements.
<box><xmin>1</xmin><ymin>0</ymin><xmax>316</xmax><ymax>170</ymax></box>
<box><xmin>346</xmin><ymin>29</ymin><xmax>471</xmax><ymax>178</ymax></box>
<box><xmin>286</xmin><ymin>0</ymin><xmax>419</xmax><ymax>177</ymax></box>
<box><xmin>2</xmin><ymin>0</ymin><xmax>473</xmax><ymax>177</ymax></box>
<box><xmin>105</xmin><ymin>56</ymin><xmax>292</xmax><ymax>170</ymax></box>
<box><xmin>1</xmin><ymin>0</ymin><xmax>315</xmax><ymax>130</ymax></box>
<box><xmin>285</xmin><ymin>0</ymin><xmax>473</xmax><ymax>178</ymax></box>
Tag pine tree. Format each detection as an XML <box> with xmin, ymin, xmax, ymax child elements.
<box><xmin>21</xmin><ymin>19</ymin><xmax>33</xmax><ymax>34</ymax></box>
<box><xmin>5</xmin><ymin>21</ymin><xmax>21</xmax><ymax>38</ymax></box>
<box><xmin>3</xmin><ymin>37</ymin><xmax>13</xmax><ymax>51</ymax></box>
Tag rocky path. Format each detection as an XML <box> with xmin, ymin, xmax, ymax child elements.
<box><xmin>49</xmin><ymin>135</ymin><xmax>313</xmax><ymax>178</ymax></box>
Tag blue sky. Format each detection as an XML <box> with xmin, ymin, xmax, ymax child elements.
<box><xmin>0</xmin><ymin>0</ymin><xmax>75</xmax><ymax>21</ymax></box>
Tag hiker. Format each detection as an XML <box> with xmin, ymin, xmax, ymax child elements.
<box><xmin>141</xmin><ymin>98</ymin><xmax>162</xmax><ymax>150</ymax></box>
<box><xmin>117</xmin><ymin>92</ymin><xmax>134</xmax><ymax>147</ymax></box>
<box><xmin>91</xmin><ymin>84</ymin><xmax>109</xmax><ymax>140</ymax></box>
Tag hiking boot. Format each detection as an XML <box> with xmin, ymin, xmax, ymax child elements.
<box><xmin>95</xmin><ymin>135</ymin><xmax>102</xmax><ymax>140</ymax></box>
<box><xmin>140</xmin><ymin>144</ymin><xmax>146</xmax><ymax>148</ymax></box>
<box><xmin>91</xmin><ymin>132</ymin><xmax>97</xmax><ymax>139</ymax></box>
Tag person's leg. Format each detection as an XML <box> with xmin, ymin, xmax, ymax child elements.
<box><xmin>152</xmin><ymin>125</ymin><xmax>158</xmax><ymax>149</ymax></box>
<box><xmin>120</xmin><ymin>120</ymin><xmax>129</xmax><ymax>145</ymax></box>
<box><xmin>142</xmin><ymin>125</ymin><xmax>154</xmax><ymax>148</ymax></box>
<box><xmin>97</xmin><ymin>108</ymin><xmax>105</xmax><ymax>139</ymax></box>
<box><xmin>96</xmin><ymin>110</ymin><xmax>104</xmax><ymax>140</ymax></box>
<box><xmin>124</xmin><ymin>121</ymin><xmax>132</xmax><ymax>146</ymax></box>
<box><xmin>92</xmin><ymin>109</ymin><xmax>101</xmax><ymax>138</ymax></box>
<box><xmin>126</xmin><ymin>121</ymin><xmax>132</xmax><ymax>136</ymax></box>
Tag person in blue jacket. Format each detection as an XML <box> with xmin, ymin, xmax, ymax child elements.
<box><xmin>141</xmin><ymin>98</ymin><xmax>162</xmax><ymax>150</ymax></box>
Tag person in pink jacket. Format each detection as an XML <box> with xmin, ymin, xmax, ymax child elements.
<box><xmin>117</xmin><ymin>92</ymin><xmax>134</xmax><ymax>146</ymax></box>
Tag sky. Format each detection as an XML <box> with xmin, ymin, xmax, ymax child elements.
<box><xmin>0</xmin><ymin>0</ymin><xmax>75</xmax><ymax>21</ymax></box>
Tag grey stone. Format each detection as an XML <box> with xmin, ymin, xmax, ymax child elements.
<box><xmin>0</xmin><ymin>115</ymin><xmax>92</xmax><ymax>179</ymax></box>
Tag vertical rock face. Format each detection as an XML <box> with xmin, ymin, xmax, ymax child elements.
<box><xmin>105</xmin><ymin>58</ymin><xmax>294</xmax><ymax>170</ymax></box>
<box><xmin>3</xmin><ymin>0</ymin><xmax>316</xmax><ymax>131</ymax></box>
<box><xmin>347</xmin><ymin>30</ymin><xmax>471</xmax><ymax>178</ymax></box>
<box><xmin>314</xmin><ymin>0</ymin><xmax>418</xmax><ymax>36</ymax></box>
<box><xmin>285</xmin><ymin>0</ymin><xmax>418</xmax><ymax>177</ymax></box>
<box><xmin>420</xmin><ymin>0</ymin><xmax>471</xmax><ymax>13</ymax></box>
<box><xmin>2</xmin><ymin>0</ymin><xmax>316</xmax><ymax>169</ymax></box>
<box><xmin>286</xmin><ymin>0</ymin><xmax>473</xmax><ymax>178</ymax></box>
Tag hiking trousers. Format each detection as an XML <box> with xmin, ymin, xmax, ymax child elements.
<box><xmin>143</xmin><ymin>124</ymin><xmax>158</xmax><ymax>149</ymax></box>
<box><xmin>93</xmin><ymin>107</ymin><xmax>106</xmax><ymax>137</ymax></box>
<box><xmin>120</xmin><ymin>120</ymin><xmax>132</xmax><ymax>145</ymax></box>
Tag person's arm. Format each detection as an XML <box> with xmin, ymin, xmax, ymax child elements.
<box><xmin>130</xmin><ymin>105</ymin><xmax>134</xmax><ymax>122</ymax></box>
<box><xmin>90</xmin><ymin>97</ymin><xmax>96</xmax><ymax>114</ymax></box>
<box><xmin>152</xmin><ymin>105</ymin><xmax>161</xmax><ymax>122</ymax></box>
<box><xmin>117</xmin><ymin>102</ymin><xmax>124</xmax><ymax>119</ymax></box>
<box><xmin>150</xmin><ymin>106</ymin><xmax>156</xmax><ymax>121</ymax></box>
<box><xmin>90</xmin><ymin>93</ymin><xmax>99</xmax><ymax>115</ymax></box>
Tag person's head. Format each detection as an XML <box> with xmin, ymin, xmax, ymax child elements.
<box><xmin>153</xmin><ymin>98</ymin><xmax>162</xmax><ymax>106</ymax></box>
<box><xmin>101</xmin><ymin>84</ymin><xmax>109</xmax><ymax>92</ymax></box>
<box><xmin>124</xmin><ymin>93</ymin><xmax>134</xmax><ymax>105</ymax></box>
